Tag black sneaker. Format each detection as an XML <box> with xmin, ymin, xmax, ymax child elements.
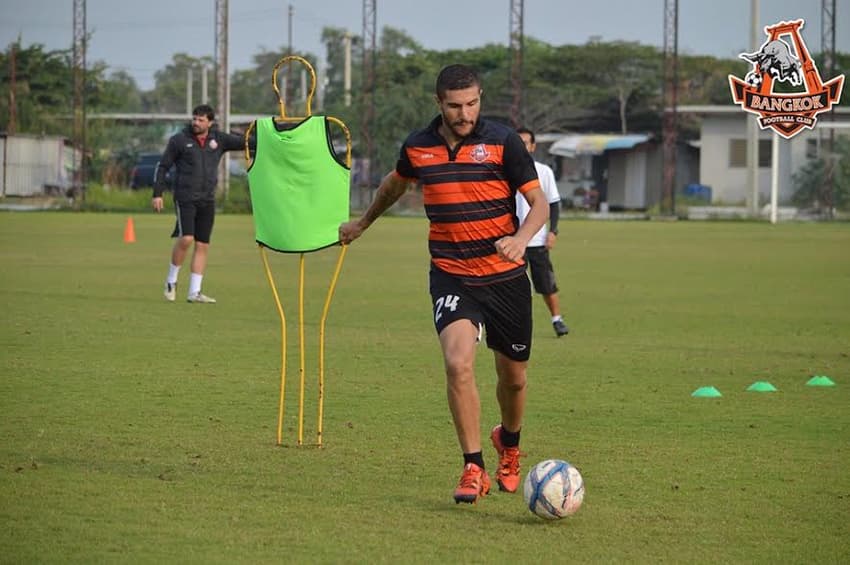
<box><xmin>553</xmin><ymin>320</ymin><xmax>569</xmax><ymax>337</ymax></box>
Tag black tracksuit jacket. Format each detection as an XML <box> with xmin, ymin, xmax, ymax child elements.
<box><xmin>153</xmin><ymin>125</ymin><xmax>244</xmax><ymax>202</ymax></box>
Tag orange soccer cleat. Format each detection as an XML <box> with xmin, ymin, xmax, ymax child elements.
<box><xmin>453</xmin><ymin>463</ymin><xmax>491</xmax><ymax>504</ymax></box>
<box><xmin>490</xmin><ymin>425</ymin><xmax>523</xmax><ymax>493</ymax></box>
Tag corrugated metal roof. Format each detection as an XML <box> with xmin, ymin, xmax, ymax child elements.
<box><xmin>548</xmin><ymin>134</ymin><xmax>651</xmax><ymax>157</ymax></box>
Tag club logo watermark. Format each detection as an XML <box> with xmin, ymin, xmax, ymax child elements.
<box><xmin>470</xmin><ymin>143</ymin><xmax>490</xmax><ymax>162</ymax></box>
<box><xmin>728</xmin><ymin>19</ymin><xmax>844</xmax><ymax>139</ymax></box>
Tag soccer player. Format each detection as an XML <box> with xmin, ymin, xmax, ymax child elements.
<box><xmin>516</xmin><ymin>127</ymin><xmax>569</xmax><ymax>337</ymax></box>
<box><xmin>339</xmin><ymin>64</ymin><xmax>549</xmax><ymax>504</ymax></box>
<box><xmin>151</xmin><ymin>104</ymin><xmax>244</xmax><ymax>303</ymax></box>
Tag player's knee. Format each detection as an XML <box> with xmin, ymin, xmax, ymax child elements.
<box><xmin>502</xmin><ymin>378</ymin><xmax>527</xmax><ymax>393</ymax></box>
<box><xmin>444</xmin><ymin>357</ymin><xmax>475</xmax><ymax>383</ymax></box>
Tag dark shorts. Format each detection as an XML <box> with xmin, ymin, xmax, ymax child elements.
<box><xmin>429</xmin><ymin>268</ymin><xmax>533</xmax><ymax>362</ymax></box>
<box><xmin>172</xmin><ymin>200</ymin><xmax>215</xmax><ymax>243</ymax></box>
<box><xmin>525</xmin><ymin>246</ymin><xmax>559</xmax><ymax>295</ymax></box>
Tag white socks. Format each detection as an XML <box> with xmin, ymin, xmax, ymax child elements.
<box><xmin>167</xmin><ymin>264</ymin><xmax>204</xmax><ymax>296</ymax></box>
<box><xmin>552</xmin><ymin>315</ymin><xmax>563</xmax><ymax>323</ymax></box>
<box><xmin>166</xmin><ymin>263</ymin><xmax>180</xmax><ymax>285</ymax></box>
<box><xmin>188</xmin><ymin>273</ymin><xmax>203</xmax><ymax>296</ymax></box>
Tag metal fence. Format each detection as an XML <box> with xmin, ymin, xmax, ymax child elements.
<box><xmin>1</xmin><ymin>134</ymin><xmax>79</xmax><ymax>197</ymax></box>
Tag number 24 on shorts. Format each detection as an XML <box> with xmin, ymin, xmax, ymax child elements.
<box><xmin>434</xmin><ymin>294</ymin><xmax>460</xmax><ymax>323</ymax></box>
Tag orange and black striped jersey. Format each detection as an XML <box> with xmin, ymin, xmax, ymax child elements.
<box><xmin>396</xmin><ymin>116</ymin><xmax>540</xmax><ymax>284</ymax></box>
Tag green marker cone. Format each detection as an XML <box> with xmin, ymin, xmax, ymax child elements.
<box><xmin>806</xmin><ymin>375</ymin><xmax>836</xmax><ymax>387</ymax></box>
<box><xmin>692</xmin><ymin>386</ymin><xmax>722</xmax><ymax>398</ymax></box>
<box><xmin>746</xmin><ymin>381</ymin><xmax>778</xmax><ymax>392</ymax></box>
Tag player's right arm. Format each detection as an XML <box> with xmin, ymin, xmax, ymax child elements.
<box><xmin>339</xmin><ymin>171</ymin><xmax>412</xmax><ymax>244</ymax></box>
<box><xmin>151</xmin><ymin>138</ymin><xmax>178</xmax><ymax>212</ymax></box>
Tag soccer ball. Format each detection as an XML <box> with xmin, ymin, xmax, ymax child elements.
<box><xmin>744</xmin><ymin>71</ymin><xmax>763</xmax><ymax>89</ymax></box>
<box><xmin>523</xmin><ymin>459</ymin><xmax>585</xmax><ymax>520</ymax></box>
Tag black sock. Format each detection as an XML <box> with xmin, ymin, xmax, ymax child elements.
<box><xmin>463</xmin><ymin>451</ymin><xmax>485</xmax><ymax>469</ymax></box>
<box><xmin>500</xmin><ymin>425</ymin><xmax>521</xmax><ymax>448</ymax></box>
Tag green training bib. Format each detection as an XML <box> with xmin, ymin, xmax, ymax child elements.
<box><xmin>248</xmin><ymin>116</ymin><xmax>350</xmax><ymax>253</ymax></box>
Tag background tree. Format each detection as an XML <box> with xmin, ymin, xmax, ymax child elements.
<box><xmin>792</xmin><ymin>136</ymin><xmax>850</xmax><ymax>211</ymax></box>
<box><xmin>230</xmin><ymin>49</ymin><xmax>319</xmax><ymax>115</ymax></box>
<box><xmin>0</xmin><ymin>42</ymin><xmax>73</xmax><ymax>135</ymax></box>
<box><xmin>579</xmin><ymin>40</ymin><xmax>661</xmax><ymax>134</ymax></box>
<box><xmin>144</xmin><ymin>53</ymin><xmax>215</xmax><ymax>113</ymax></box>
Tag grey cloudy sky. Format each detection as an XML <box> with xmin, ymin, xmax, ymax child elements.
<box><xmin>1</xmin><ymin>0</ymin><xmax>847</xmax><ymax>90</ymax></box>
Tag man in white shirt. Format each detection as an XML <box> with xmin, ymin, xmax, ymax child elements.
<box><xmin>515</xmin><ymin>127</ymin><xmax>569</xmax><ymax>337</ymax></box>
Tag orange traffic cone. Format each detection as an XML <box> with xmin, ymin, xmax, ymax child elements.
<box><xmin>124</xmin><ymin>217</ymin><xmax>136</xmax><ymax>243</ymax></box>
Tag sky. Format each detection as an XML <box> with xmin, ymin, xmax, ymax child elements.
<box><xmin>1</xmin><ymin>0</ymin><xmax>847</xmax><ymax>91</ymax></box>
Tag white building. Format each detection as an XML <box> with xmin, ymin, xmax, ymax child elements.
<box><xmin>679</xmin><ymin>105</ymin><xmax>850</xmax><ymax>205</ymax></box>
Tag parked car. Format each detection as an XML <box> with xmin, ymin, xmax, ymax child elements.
<box><xmin>130</xmin><ymin>152</ymin><xmax>173</xmax><ymax>190</ymax></box>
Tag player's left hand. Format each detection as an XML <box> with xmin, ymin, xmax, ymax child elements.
<box><xmin>495</xmin><ymin>236</ymin><xmax>525</xmax><ymax>263</ymax></box>
<box><xmin>339</xmin><ymin>219</ymin><xmax>367</xmax><ymax>245</ymax></box>
<box><xmin>545</xmin><ymin>231</ymin><xmax>556</xmax><ymax>250</ymax></box>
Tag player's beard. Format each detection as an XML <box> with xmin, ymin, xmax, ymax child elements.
<box><xmin>447</xmin><ymin>118</ymin><xmax>476</xmax><ymax>140</ymax></box>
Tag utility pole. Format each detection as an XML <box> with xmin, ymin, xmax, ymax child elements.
<box><xmin>661</xmin><ymin>0</ymin><xmax>678</xmax><ymax>216</ymax></box>
<box><xmin>215</xmin><ymin>0</ymin><xmax>230</xmax><ymax>199</ymax></box>
<box><xmin>509</xmin><ymin>0</ymin><xmax>524</xmax><ymax>128</ymax></box>
<box><xmin>343</xmin><ymin>31</ymin><xmax>352</xmax><ymax>107</ymax></box>
<box><xmin>201</xmin><ymin>65</ymin><xmax>208</xmax><ymax>104</ymax></box>
<box><xmin>186</xmin><ymin>67</ymin><xmax>194</xmax><ymax>116</ymax></box>
<box><xmin>8</xmin><ymin>42</ymin><xmax>16</xmax><ymax>134</ymax></box>
<box><xmin>746</xmin><ymin>0</ymin><xmax>760</xmax><ymax>217</ymax></box>
<box><xmin>821</xmin><ymin>0</ymin><xmax>836</xmax><ymax>218</ymax></box>
<box><xmin>362</xmin><ymin>0</ymin><xmax>377</xmax><ymax>187</ymax></box>
<box><xmin>72</xmin><ymin>0</ymin><xmax>86</xmax><ymax>192</ymax></box>
<box><xmin>287</xmin><ymin>4</ymin><xmax>294</xmax><ymax>114</ymax></box>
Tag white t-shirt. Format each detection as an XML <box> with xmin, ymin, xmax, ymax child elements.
<box><xmin>516</xmin><ymin>161</ymin><xmax>561</xmax><ymax>248</ymax></box>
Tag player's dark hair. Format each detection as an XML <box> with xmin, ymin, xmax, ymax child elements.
<box><xmin>192</xmin><ymin>104</ymin><xmax>215</xmax><ymax>121</ymax></box>
<box><xmin>435</xmin><ymin>64</ymin><xmax>481</xmax><ymax>99</ymax></box>
<box><xmin>517</xmin><ymin>127</ymin><xmax>535</xmax><ymax>144</ymax></box>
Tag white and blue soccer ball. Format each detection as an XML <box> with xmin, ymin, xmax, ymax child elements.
<box><xmin>523</xmin><ymin>459</ymin><xmax>585</xmax><ymax>520</ymax></box>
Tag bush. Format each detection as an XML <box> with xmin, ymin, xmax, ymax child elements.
<box><xmin>792</xmin><ymin>136</ymin><xmax>850</xmax><ymax>211</ymax></box>
<box><xmin>77</xmin><ymin>184</ymin><xmax>163</xmax><ymax>212</ymax></box>
<box><xmin>78</xmin><ymin>179</ymin><xmax>254</xmax><ymax>214</ymax></box>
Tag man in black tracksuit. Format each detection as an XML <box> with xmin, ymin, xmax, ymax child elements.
<box><xmin>151</xmin><ymin>104</ymin><xmax>244</xmax><ymax>303</ymax></box>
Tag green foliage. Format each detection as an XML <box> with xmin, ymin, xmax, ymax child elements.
<box><xmin>792</xmin><ymin>135</ymin><xmax>850</xmax><ymax>211</ymax></box>
<box><xmin>143</xmin><ymin>53</ymin><xmax>216</xmax><ymax>113</ymax></box>
<box><xmin>78</xmin><ymin>184</ymin><xmax>163</xmax><ymax>211</ymax></box>
<box><xmin>221</xmin><ymin>176</ymin><xmax>253</xmax><ymax>213</ymax></box>
<box><xmin>0</xmin><ymin>42</ymin><xmax>73</xmax><ymax>135</ymax></box>
<box><xmin>231</xmin><ymin>49</ymin><xmax>322</xmax><ymax>115</ymax></box>
<box><xmin>72</xmin><ymin>177</ymin><xmax>253</xmax><ymax>215</ymax></box>
<box><xmin>1</xmin><ymin>214</ymin><xmax>849</xmax><ymax>562</ymax></box>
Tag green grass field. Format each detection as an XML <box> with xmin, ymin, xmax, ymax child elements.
<box><xmin>1</xmin><ymin>212</ymin><xmax>849</xmax><ymax>563</ymax></box>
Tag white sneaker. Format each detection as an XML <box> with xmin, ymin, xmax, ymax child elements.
<box><xmin>187</xmin><ymin>292</ymin><xmax>217</xmax><ymax>304</ymax></box>
<box><xmin>164</xmin><ymin>282</ymin><xmax>176</xmax><ymax>302</ymax></box>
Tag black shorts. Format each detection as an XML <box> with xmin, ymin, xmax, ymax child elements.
<box><xmin>429</xmin><ymin>268</ymin><xmax>533</xmax><ymax>362</ymax></box>
<box><xmin>172</xmin><ymin>200</ymin><xmax>215</xmax><ymax>243</ymax></box>
<box><xmin>525</xmin><ymin>246</ymin><xmax>559</xmax><ymax>295</ymax></box>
